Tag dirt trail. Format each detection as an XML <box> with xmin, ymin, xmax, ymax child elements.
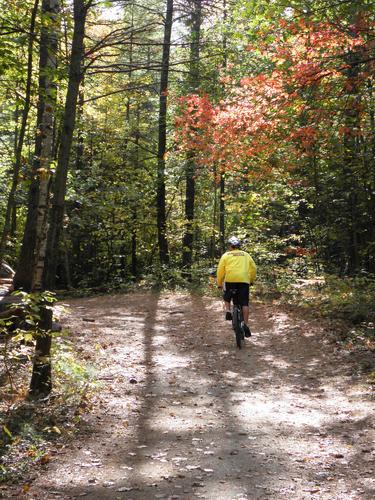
<box><xmin>21</xmin><ymin>293</ymin><xmax>375</xmax><ymax>498</ymax></box>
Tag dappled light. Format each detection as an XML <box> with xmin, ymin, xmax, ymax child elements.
<box><xmin>5</xmin><ymin>291</ymin><xmax>370</xmax><ymax>500</ymax></box>
<box><xmin>1</xmin><ymin>0</ymin><xmax>374</xmax><ymax>496</ymax></box>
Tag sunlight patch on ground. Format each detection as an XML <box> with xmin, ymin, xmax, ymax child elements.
<box><xmin>153</xmin><ymin>324</ymin><xmax>168</xmax><ymax>331</ymax></box>
<box><xmin>149</xmin><ymin>413</ymin><xmax>200</xmax><ymax>432</ymax></box>
<box><xmin>202</xmin><ymin>478</ymin><xmax>252</xmax><ymax>499</ymax></box>
<box><xmin>260</xmin><ymin>354</ymin><xmax>292</xmax><ymax>369</ymax></box>
<box><xmin>224</xmin><ymin>369</ymin><xmax>241</xmax><ymax>379</ymax></box>
<box><xmin>154</xmin><ymin>352</ymin><xmax>191</xmax><ymax>369</ymax></box>
<box><xmin>270</xmin><ymin>312</ymin><xmax>291</xmax><ymax>329</ymax></box>
<box><xmin>135</xmin><ymin>461</ymin><xmax>175</xmax><ymax>481</ymax></box>
<box><xmin>148</xmin><ymin>400</ymin><xmax>221</xmax><ymax>433</ymax></box>
<box><xmin>230</xmin><ymin>391</ymin><xmax>327</xmax><ymax>429</ymax></box>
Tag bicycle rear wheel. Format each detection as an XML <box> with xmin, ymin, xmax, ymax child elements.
<box><xmin>232</xmin><ymin>306</ymin><xmax>243</xmax><ymax>349</ymax></box>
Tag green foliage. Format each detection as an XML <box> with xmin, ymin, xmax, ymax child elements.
<box><xmin>1</xmin><ymin>0</ymin><xmax>374</xmax><ymax>332</ymax></box>
<box><xmin>10</xmin><ymin>290</ymin><xmax>56</xmax><ymax>338</ymax></box>
<box><xmin>52</xmin><ymin>335</ymin><xmax>97</xmax><ymax>401</ymax></box>
<box><xmin>261</xmin><ymin>269</ymin><xmax>375</xmax><ymax>327</ymax></box>
<box><xmin>0</xmin><ymin>291</ymin><xmax>57</xmax><ymax>396</ymax></box>
<box><xmin>138</xmin><ymin>264</ymin><xmax>193</xmax><ymax>290</ymax></box>
<box><xmin>1</xmin><ymin>311</ymin><xmax>97</xmax><ymax>483</ymax></box>
<box><xmin>0</xmin><ymin>420</ymin><xmax>50</xmax><ymax>483</ymax></box>
<box><xmin>318</xmin><ymin>274</ymin><xmax>375</xmax><ymax>325</ymax></box>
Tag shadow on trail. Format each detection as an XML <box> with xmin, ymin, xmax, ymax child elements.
<box><xmin>50</xmin><ymin>293</ymin><xmax>281</xmax><ymax>499</ymax></box>
<box><xmin>29</xmin><ymin>292</ymin><xmax>375</xmax><ymax>499</ymax></box>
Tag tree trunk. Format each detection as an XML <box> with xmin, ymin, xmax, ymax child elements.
<box><xmin>0</xmin><ymin>0</ymin><xmax>39</xmax><ymax>263</ymax></box>
<box><xmin>131</xmin><ymin>107</ymin><xmax>141</xmax><ymax>279</ymax></box>
<box><xmin>219</xmin><ymin>173</ymin><xmax>225</xmax><ymax>253</ymax></box>
<box><xmin>342</xmin><ymin>48</ymin><xmax>361</xmax><ymax>274</ymax></box>
<box><xmin>131</xmin><ymin>208</ymin><xmax>137</xmax><ymax>279</ymax></box>
<box><xmin>367</xmin><ymin>80</ymin><xmax>375</xmax><ymax>272</ymax></box>
<box><xmin>14</xmin><ymin>0</ymin><xmax>60</xmax><ymax>293</ymax></box>
<box><xmin>29</xmin><ymin>306</ymin><xmax>53</xmax><ymax>396</ymax></box>
<box><xmin>44</xmin><ymin>0</ymin><xmax>88</xmax><ymax>289</ymax></box>
<box><xmin>210</xmin><ymin>165</ymin><xmax>217</xmax><ymax>262</ymax></box>
<box><xmin>75</xmin><ymin>86</ymin><xmax>85</xmax><ymax>171</ymax></box>
<box><xmin>218</xmin><ymin>0</ymin><xmax>227</xmax><ymax>255</ymax></box>
<box><xmin>182</xmin><ymin>157</ymin><xmax>196</xmax><ymax>273</ymax></box>
<box><xmin>182</xmin><ymin>0</ymin><xmax>201</xmax><ymax>277</ymax></box>
<box><xmin>156</xmin><ymin>0</ymin><xmax>173</xmax><ymax>266</ymax></box>
<box><xmin>11</xmin><ymin>0</ymin><xmax>61</xmax><ymax>397</ymax></box>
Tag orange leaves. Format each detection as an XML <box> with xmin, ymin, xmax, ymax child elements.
<box><xmin>284</xmin><ymin>246</ymin><xmax>317</xmax><ymax>257</ymax></box>
<box><xmin>240</xmin><ymin>77</ymin><xmax>252</xmax><ymax>88</ymax></box>
<box><xmin>174</xmin><ymin>19</ymin><xmax>369</xmax><ymax>177</ymax></box>
<box><xmin>338</xmin><ymin>126</ymin><xmax>352</xmax><ymax>136</ymax></box>
<box><xmin>291</xmin><ymin>126</ymin><xmax>318</xmax><ymax>151</ymax></box>
<box><xmin>175</xmin><ymin>93</ymin><xmax>215</xmax><ymax>156</ymax></box>
<box><xmin>261</xmin><ymin>20</ymin><xmax>367</xmax><ymax>91</ymax></box>
<box><xmin>176</xmin><ymin>94</ymin><xmax>214</xmax><ymax>130</ymax></box>
<box><xmin>174</xmin><ymin>77</ymin><xmax>289</xmax><ymax>174</ymax></box>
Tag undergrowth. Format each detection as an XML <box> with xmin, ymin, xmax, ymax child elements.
<box><xmin>0</xmin><ymin>298</ymin><xmax>97</xmax><ymax>484</ymax></box>
<box><xmin>258</xmin><ymin>262</ymin><xmax>375</xmax><ymax>348</ymax></box>
<box><xmin>60</xmin><ymin>260</ymin><xmax>375</xmax><ymax>335</ymax></box>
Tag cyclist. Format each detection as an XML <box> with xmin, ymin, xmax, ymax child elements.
<box><xmin>217</xmin><ymin>236</ymin><xmax>256</xmax><ymax>337</ymax></box>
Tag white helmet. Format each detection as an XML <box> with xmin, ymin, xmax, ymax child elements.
<box><xmin>228</xmin><ymin>236</ymin><xmax>241</xmax><ymax>247</ymax></box>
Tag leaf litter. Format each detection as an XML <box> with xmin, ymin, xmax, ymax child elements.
<box><xmin>3</xmin><ymin>292</ymin><xmax>374</xmax><ymax>500</ymax></box>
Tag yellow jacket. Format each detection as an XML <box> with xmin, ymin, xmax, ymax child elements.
<box><xmin>217</xmin><ymin>250</ymin><xmax>256</xmax><ymax>286</ymax></box>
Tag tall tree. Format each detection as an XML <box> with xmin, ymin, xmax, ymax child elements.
<box><xmin>0</xmin><ymin>0</ymin><xmax>40</xmax><ymax>263</ymax></box>
<box><xmin>11</xmin><ymin>0</ymin><xmax>61</xmax><ymax>396</ymax></box>
<box><xmin>182</xmin><ymin>0</ymin><xmax>201</xmax><ymax>276</ymax></box>
<box><xmin>156</xmin><ymin>0</ymin><xmax>173</xmax><ymax>266</ymax></box>
<box><xmin>43</xmin><ymin>0</ymin><xmax>91</xmax><ymax>289</ymax></box>
<box><xmin>219</xmin><ymin>0</ymin><xmax>227</xmax><ymax>253</ymax></box>
<box><xmin>14</xmin><ymin>0</ymin><xmax>60</xmax><ymax>293</ymax></box>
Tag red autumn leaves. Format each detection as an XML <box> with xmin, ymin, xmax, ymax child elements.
<box><xmin>175</xmin><ymin>18</ymin><xmax>370</xmax><ymax>176</ymax></box>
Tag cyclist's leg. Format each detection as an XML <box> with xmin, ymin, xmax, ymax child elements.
<box><xmin>229</xmin><ymin>283</ymin><xmax>239</xmax><ymax>306</ymax></box>
<box><xmin>223</xmin><ymin>283</ymin><xmax>232</xmax><ymax>319</ymax></box>
<box><xmin>242</xmin><ymin>306</ymin><xmax>249</xmax><ymax>324</ymax></box>
<box><xmin>230</xmin><ymin>287</ymin><xmax>243</xmax><ymax>346</ymax></box>
<box><xmin>237</xmin><ymin>283</ymin><xmax>251</xmax><ymax>336</ymax></box>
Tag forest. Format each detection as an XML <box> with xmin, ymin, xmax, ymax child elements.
<box><xmin>0</xmin><ymin>0</ymin><xmax>373</xmax><ymax>290</ymax></box>
<box><xmin>0</xmin><ymin>0</ymin><xmax>375</xmax><ymax>494</ymax></box>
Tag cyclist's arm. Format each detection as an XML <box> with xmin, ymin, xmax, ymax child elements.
<box><xmin>217</xmin><ymin>255</ymin><xmax>226</xmax><ymax>287</ymax></box>
<box><xmin>248</xmin><ymin>256</ymin><xmax>257</xmax><ymax>285</ymax></box>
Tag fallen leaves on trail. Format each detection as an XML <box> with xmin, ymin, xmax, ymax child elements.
<box><xmin>117</xmin><ymin>485</ymin><xmax>140</xmax><ymax>492</ymax></box>
<box><xmin>10</xmin><ymin>293</ymin><xmax>375</xmax><ymax>500</ymax></box>
<box><xmin>39</xmin><ymin>454</ymin><xmax>51</xmax><ymax>465</ymax></box>
<box><xmin>43</xmin><ymin>426</ymin><xmax>61</xmax><ymax>435</ymax></box>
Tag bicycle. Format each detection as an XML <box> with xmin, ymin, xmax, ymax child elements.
<box><xmin>229</xmin><ymin>289</ymin><xmax>245</xmax><ymax>349</ymax></box>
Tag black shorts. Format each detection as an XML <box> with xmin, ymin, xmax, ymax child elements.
<box><xmin>223</xmin><ymin>282</ymin><xmax>249</xmax><ymax>306</ymax></box>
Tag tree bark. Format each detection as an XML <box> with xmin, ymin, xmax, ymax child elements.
<box><xmin>75</xmin><ymin>86</ymin><xmax>85</xmax><ymax>171</ymax></box>
<box><xmin>182</xmin><ymin>0</ymin><xmax>201</xmax><ymax>277</ymax></box>
<box><xmin>342</xmin><ymin>48</ymin><xmax>361</xmax><ymax>274</ymax></box>
<box><xmin>156</xmin><ymin>0</ymin><xmax>173</xmax><ymax>266</ymax></box>
<box><xmin>210</xmin><ymin>165</ymin><xmax>217</xmax><ymax>262</ymax></box>
<box><xmin>131</xmin><ymin>208</ymin><xmax>137</xmax><ymax>279</ymax></box>
<box><xmin>29</xmin><ymin>306</ymin><xmax>53</xmax><ymax>396</ymax></box>
<box><xmin>0</xmin><ymin>0</ymin><xmax>39</xmax><ymax>263</ymax></box>
<box><xmin>131</xmin><ymin>107</ymin><xmax>140</xmax><ymax>279</ymax></box>
<box><xmin>367</xmin><ymin>80</ymin><xmax>375</xmax><ymax>272</ymax></box>
<box><xmin>182</xmin><ymin>157</ymin><xmax>196</xmax><ymax>273</ymax></box>
<box><xmin>11</xmin><ymin>0</ymin><xmax>61</xmax><ymax>398</ymax></box>
<box><xmin>219</xmin><ymin>173</ymin><xmax>225</xmax><ymax>253</ymax></box>
<box><xmin>43</xmin><ymin>0</ymin><xmax>88</xmax><ymax>289</ymax></box>
<box><xmin>13</xmin><ymin>0</ymin><xmax>60</xmax><ymax>293</ymax></box>
<box><xmin>219</xmin><ymin>0</ymin><xmax>227</xmax><ymax>254</ymax></box>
